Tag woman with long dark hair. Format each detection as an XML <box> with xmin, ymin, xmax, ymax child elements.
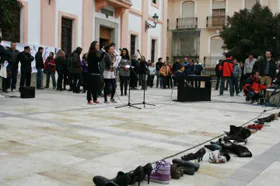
<box><xmin>119</xmin><ymin>48</ymin><xmax>131</xmax><ymax>96</ymax></box>
<box><xmin>55</xmin><ymin>49</ymin><xmax>65</xmax><ymax>91</ymax></box>
<box><xmin>87</xmin><ymin>41</ymin><xmax>105</xmax><ymax>104</ymax></box>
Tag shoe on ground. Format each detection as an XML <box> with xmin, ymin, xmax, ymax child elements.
<box><xmin>93</xmin><ymin>176</ymin><xmax>118</xmax><ymax>186</ymax></box>
<box><xmin>204</xmin><ymin>144</ymin><xmax>221</xmax><ymax>151</ymax></box>
<box><xmin>113</xmin><ymin>171</ymin><xmax>131</xmax><ymax>186</ymax></box>
<box><xmin>104</xmin><ymin>101</ymin><xmax>109</xmax><ymax>104</ymax></box>
<box><xmin>110</xmin><ymin>99</ymin><xmax>117</xmax><ymax>103</ymax></box>
<box><xmin>172</xmin><ymin>159</ymin><xmax>200</xmax><ymax>172</ymax></box>
<box><xmin>88</xmin><ymin>100</ymin><xmax>94</xmax><ymax>105</ymax></box>
<box><xmin>170</xmin><ymin>164</ymin><xmax>184</xmax><ymax>179</ymax></box>
<box><xmin>146</xmin><ymin>160</ymin><xmax>171</xmax><ymax>184</ymax></box>
<box><xmin>209</xmin><ymin>151</ymin><xmax>230</xmax><ymax>163</ymax></box>
<box><xmin>94</xmin><ymin>100</ymin><xmax>100</xmax><ymax>104</ymax></box>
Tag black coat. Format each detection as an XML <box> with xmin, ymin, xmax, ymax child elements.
<box><xmin>55</xmin><ymin>56</ymin><xmax>65</xmax><ymax>71</ymax></box>
<box><xmin>172</xmin><ymin>62</ymin><xmax>181</xmax><ymax>74</ymax></box>
<box><xmin>253</xmin><ymin>59</ymin><xmax>276</xmax><ymax>78</ymax></box>
<box><xmin>139</xmin><ymin>61</ymin><xmax>148</xmax><ymax>74</ymax></box>
<box><xmin>0</xmin><ymin>45</ymin><xmax>9</xmax><ymax>64</ymax></box>
<box><xmin>71</xmin><ymin>52</ymin><xmax>82</xmax><ymax>74</ymax></box>
<box><xmin>19</xmin><ymin>52</ymin><xmax>34</xmax><ymax>72</ymax></box>
<box><xmin>130</xmin><ymin>60</ymin><xmax>139</xmax><ymax>75</ymax></box>
<box><xmin>35</xmin><ymin>52</ymin><xmax>44</xmax><ymax>69</ymax></box>
<box><xmin>87</xmin><ymin>51</ymin><xmax>105</xmax><ymax>74</ymax></box>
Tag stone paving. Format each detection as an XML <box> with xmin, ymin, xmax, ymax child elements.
<box><xmin>0</xmin><ymin>86</ymin><xmax>280</xmax><ymax>186</ymax></box>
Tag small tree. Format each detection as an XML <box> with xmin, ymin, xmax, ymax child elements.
<box><xmin>220</xmin><ymin>2</ymin><xmax>278</xmax><ymax>62</ymax></box>
<box><xmin>0</xmin><ymin>0</ymin><xmax>22</xmax><ymax>35</ymax></box>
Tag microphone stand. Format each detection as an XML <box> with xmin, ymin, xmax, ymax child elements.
<box><xmin>116</xmin><ymin>65</ymin><xmax>141</xmax><ymax>109</ymax></box>
<box><xmin>131</xmin><ymin>50</ymin><xmax>155</xmax><ymax>108</ymax></box>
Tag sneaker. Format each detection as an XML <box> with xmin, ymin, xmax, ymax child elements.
<box><xmin>88</xmin><ymin>100</ymin><xmax>94</xmax><ymax>105</ymax></box>
<box><xmin>146</xmin><ymin>160</ymin><xmax>171</xmax><ymax>184</ymax></box>
<box><xmin>209</xmin><ymin>151</ymin><xmax>230</xmax><ymax>163</ymax></box>
<box><xmin>110</xmin><ymin>99</ymin><xmax>117</xmax><ymax>103</ymax></box>
<box><xmin>94</xmin><ymin>100</ymin><xmax>100</xmax><ymax>104</ymax></box>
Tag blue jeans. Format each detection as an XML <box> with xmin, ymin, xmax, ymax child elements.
<box><xmin>156</xmin><ymin>74</ymin><xmax>163</xmax><ymax>88</ymax></box>
<box><xmin>46</xmin><ymin>71</ymin><xmax>56</xmax><ymax>88</ymax></box>
<box><xmin>37</xmin><ymin>68</ymin><xmax>43</xmax><ymax>89</ymax></box>
<box><xmin>232</xmin><ymin>77</ymin><xmax>240</xmax><ymax>95</ymax></box>
<box><xmin>220</xmin><ymin>77</ymin><xmax>233</xmax><ymax>96</ymax></box>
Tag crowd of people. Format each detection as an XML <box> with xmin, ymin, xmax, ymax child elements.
<box><xmin>215</xmin><ymin>51</ymin><xmax>280</xmax><ymax>104</ymax></box>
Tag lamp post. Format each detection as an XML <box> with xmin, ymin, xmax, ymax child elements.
<box><xmin>145</xmin><ymin>13</ymin><xmax>159</xmax><ymax>30</ymax></box>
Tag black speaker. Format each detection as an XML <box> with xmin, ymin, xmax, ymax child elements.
<box><xmin>20</xmin><ymin>86</ymin><xmax>35</xmax><ymax>98</ymax></box>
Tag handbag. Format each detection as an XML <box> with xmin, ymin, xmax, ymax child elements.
<box><xmin>0</xmin><ymin>64</ymin><xmax>7</xmax><ymax>78</ymax></box>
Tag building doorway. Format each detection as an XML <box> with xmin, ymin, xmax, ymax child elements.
<box><xmin>99</xmin><ymin>26</ymin><xmax>111</xmax><ymax>48</ymax></box>
<box><xmin>61</xmin><ymin>18</ymin><xmax>73</xmax><ymax>56</ymax></box>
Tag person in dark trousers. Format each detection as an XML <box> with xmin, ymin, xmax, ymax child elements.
<box><xmin>71</xmin><ymin>47</ymin><xmax>83</xmax><ymax>93</ymax></box>
<box><xmin>55</xmin><ymin>50</ymin><xmax>65</xmax><ymax>91</ymax></box>
<box><xmin>44</xmin><ymin>52</ymin><xmax>56</xmax><ymax>89</ymax></box>
<box><xmin>160</xmin><ymin>61</ymin><xmax>171</xmax><ymax>89</ymax></box>
<box><xmin>81</xmin><ymin>53</ymin><xmax>88</xmax><ymax>93</ymax></box>
<box><xmin>130</xmin><ymin>54</ymin><xmax>139</xmax><ymax>90</ymax></box>
<box><xmin>139</xmin><ymin>56</ymin><xmax>149</xmax><ymax>90</ymax></box>
<box><xmin>19</xmin><ymin>46</ymin><xmax>34</xmax><ymax>90</ymax></box>
<box><xmin>232</xmin><ymin>58</ymin><xmax>241</xmax><ymax>96</ymax></box>
<box><xmin>215</xmin><ymin>60</ymin><xmax>223</xmax><ymax>90</ymax></box>
<box><xmin>103</xmin><ymin>44</ymin><xmax>117</xmax><ymax>103</ymax></box>
<box><xmin>220</xmin><ymin>53</ymin><xmax>234</xmax><ymax>96</ymax></box>
<box><xmin>67</xmin><ymin>54</ymin><xmax>73</xmax><ymax>91</ymax></box>
<box><xmin>119</xmin><ymin>48</ymin><xmax>130</xmax><ymax>96</ymax></box>
<box><xmin>35</xmin><ymin>46</ymin><xmax>44</xmax><ymax>89</ymax></box>
<box><xmin>148</xmin><ymin>62</ymin><xmax>156</xmax><ymax>87</ymax></box>
<box><xmin>87</xmin><ymin>41</ymin><xmax>105</xmax><ymax>104</ymax></box>
<box><xmin>155</xmin><ymin>57</ymin><xmax>163</xmax><ymax>88</ymax></box>
<box><xmin>6</xmin><ymin>42</ymin><xmax>20</xmax><ymax>91</ymax></box>
<box><xmin>239</xmin><ymin>62</ymin><xmax>244</xmax><ymax>92</ymax></box>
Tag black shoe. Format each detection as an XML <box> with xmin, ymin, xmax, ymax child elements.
<box><xmin>113</xmin><ymin>171</ymin><xmax>131</xmax><ymax>186</ymax></box>
<box><xmin>93</xmin><ymin>176</ymin><xmax>118</xmax><ymax>186</ymax></box>
<box><xmin>143</xmin><ymin>163</ymin><xmax>153</xmax><ymax>184</ymax></box>
<box><xmin>183</xmin><ymin>166</ymin><xmax>195</xmax><ymax>175</ymax></box>
<box><xmin>204</xmin><ymin>144</ymin><xmax>221</xmax><ymax>151</ymax></box>
<box><xmin>181</xmin><ymin>148</ymin><xmax>206</xmax><ymax>162</ymax></box>
<box><xmin>129</xmin><ymin>166</ymin><xmax>144</xmax><ymax>185</ymax></box>
<box><xmin>121</xmin><ymin>93</ymin><xmax>124</xmax><ymax>96</ymax></box>
<box><xmin>172</xmin><ymin>159</ymin><xmax>200</xmax><ymax>172</ymax></box>
<box><xmin>68</xmin><ymin>89</ymin><xmax>73</xmax><ymax>91</ymax></box>
<box><xmin>171</xmin><ymin>164</ymin><xmax>184</xmax><ymax>179</ymax></box>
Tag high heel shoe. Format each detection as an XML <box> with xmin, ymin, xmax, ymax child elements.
<box><xmin>129</xmin><ymin>166</ymin><xmax>144</xmax><ymax>186</ymax></box>
<box><xmin>113</xmin><ymin>171</ymin><xmax>131</xmax><ymax>186</ymax></box>
<box><xmin>181</xmin><ymin>148</ymin><xmax>206</xmax><ymax>162</ymax></box>
<box><xmin>93</xmin><ymin>176</ymin><xmax>118</xmax><ymax>186</ymax></box>
<box><xmin>143</xmin><ymin>163</ymin><xmax>153</xmax><ymax>184</ymax></box>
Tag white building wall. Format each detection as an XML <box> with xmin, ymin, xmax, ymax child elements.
<box><xmin>128</xmin><ymin>13</ymin><xmax>142</xmax><ymax>52</ymax></box>
<box><xmin>27</xmin><ymin>0</ymin><xmax>41</xmax><ymax>45</ymax></box>
<box><xmin>149</xmin><ymin>0</ymin><xmax>163</xmax><ymax>18</ymax></box>
<box><xmin>131</xmin><ymin>0</ymin><xmax>142</xmax><ymax>12</ymax></box>
<box><xmin>55</xmin><ymin>0</ymin><xmax>83</xmax><ymax>48</ymax></box>
<box><xmin>147</xmin><ymin>24</ymin><xmax>162</xmax><ymax>61</ymax></box>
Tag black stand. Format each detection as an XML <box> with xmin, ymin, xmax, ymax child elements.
<box><xmin>116</xmin><ymin>67</ymin><xmax>141</xmax><ymax>109</ymax></box>
<box><xmin>132</xmin><ymin>74</ymin><xmax>155</xmax><ymax>108</ymax></box>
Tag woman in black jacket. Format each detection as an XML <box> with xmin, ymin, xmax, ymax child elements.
<box><xmin>139</xmin><ymin>56</ymin><xmax>148</xmax><ymax>90</ymax></box>
<box><xmin>87</xmin><ymin>41</ymin><xmax>105</xmax><ymax>104</ymax></box>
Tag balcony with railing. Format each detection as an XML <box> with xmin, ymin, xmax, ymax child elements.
<box><xmin>168</xmin><ymin>17</ymin><xmax>198</xmax><ymax>30</ymax></box>
<box><xmin>206</xmin><ymin>16</ymin><xmax>229</xmax><ymax>28</ymax></box>
<box><xmin>95</xmin><ymin>0</ymin><xmax>132</xmax><ymax>18</ymax></box>
<box><xmin>203</xmin><ymin>56</ymin><xmax>224</xmax><ymax>67</ymax></box>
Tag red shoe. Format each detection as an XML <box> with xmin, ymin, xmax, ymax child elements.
<box><xmin>94</xmin><ymin>100</ymin><xmax>100</xmax><ymax>104</ymax></box>
<box><xmin>247</xmin><ymin>124</ymin><xmax>263</xmax><ymax>130</ymax></box>
<box><xmin>88</xmin><ymin>100</ymin><xmax>94</xmax><ymax>105</ymax></box>
<box><xmin>256</xmin><ymin>124</ymin><xmax>264</xmax><ymax>130</ymax></box>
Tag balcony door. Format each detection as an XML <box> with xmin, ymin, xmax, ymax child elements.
<box><xmin>180</xmin><ymin>1</ymin><xmax>195</xmax><ymax>29</ymax></box>
<box><xmin>212</xmin><ymin>0</ymin><xmax>226</xmax><ymax>27</ymax></box>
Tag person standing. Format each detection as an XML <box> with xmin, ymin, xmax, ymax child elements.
<box><xmin>130</xmin><ymin>54</ymin><xmax>139</xmax><ymax>90</ymax></box>
<box><xmin>6</xmin><ymin>42</ymin><xmax>20</xmax><ymax>92</ymax></box>
<box><xmin>81</xmin><ymin>53</ymin><xmax>88</xmax><ymax>93</ymax></box>
<box><xmin>19</xmin><ymin>46</ymin><xmax>34</xmax><ymax>90</ymax></box>
<box><xmin>55</xmin><ymin>50</ymin><xmax>65</xmax><ymax>91</ymax></box>
<box><xmin>44</xmin><ymin>52</ymin><xmax>56</xmax><ymax>89</ymax></box>
<box><xmin>104</xmin><ymin>44</ymin><xmax>117</xmax><ymax>103</ymax></box>
<box><xmin>87</xmin><ymin>41</ymin><xmax>105</xmax><ymax>104</ymax></box>
<box><xmin>71</xmin><ymin>47</ymin><xmax>83</xmax><ymax>93</ymax></box>
<box><xmin>160</xmin><ymin>61</ymin><xmax>171</xmax><ymax>89</ymax></box>
<box><xmin>254</xmin><ymin>51</ymin><xmax>276</xmax><ymax>87</ymax></box>
<box><xmin>119</xmin><ymin>48</ymin><xmax>130</xmax><ymax>96</ymax></box>
<box><xmin>220</xmin><ymin>53</ymin><xmax>234</xmax><ymax>96</ymax></box>
<box><xmin>35</xmin><ymin>47</ymin><xmax>44</xmax><ymax>89</ymax></box>
<box><xmin>139</xmin><ymin>56</ymin><xmax>148</xmax><ymax>90</ymax></box>
<box><xmin>244</xmin><ymin>53</ymin><xmax>256</xmax><ymax>80</ymax></box>
<box><xmin>215</xmin><ymin>60</ymin><xmax>223</xmax><ymax>90</ymax></box>
<box><xmin>148</xmin><ymin>62</ymin><xmax>156</xmax><ymax>88</ymax></box>
<box><xmin>232</xmin><ymin>59</ymin><xmax>241</xmax><ymax>96</ymax></box>
<box><xmin>155</xmin><ymin>57</ymin><xmax>163</xmax><ymax>88</ymax></box>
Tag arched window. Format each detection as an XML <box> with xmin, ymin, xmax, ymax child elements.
<box><xmin>245</xmin><ymin>0</ymin><xmax>259</xmax><ymax>9</ymax></box>
<box><xmin>2</xmin><ymin>6</ymin><xmax>21</xmax><ymax>42</ymax></box>
<box><xmin>182</xmin><ymin>1</ymin><xmax>194</xmax><ymax>18</ymax></box>
<box><xmin>210</xmin><ymin>36</ymin><xmax>224</xmax><ymax>57</ymax></box>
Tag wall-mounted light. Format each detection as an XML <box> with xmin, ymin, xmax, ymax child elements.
<box><xmin>145</xmin><ymin>13</ymin><xmax>159</xmax><ymax>30</ymax></box>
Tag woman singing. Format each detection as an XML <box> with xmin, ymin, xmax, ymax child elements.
<box><xmin>119</xmin><ymin>48</ymin><xmax>131</xmax><ymax>96</ymax></box>
<box><xmin>87</xmin><ymin>41</ymin><xmax>105</xmax><ymax>105</ymax></box>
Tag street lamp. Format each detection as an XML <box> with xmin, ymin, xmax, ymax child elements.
<box><xmin>145</xmin><ymin>13</ymin><xmax>159</xmax><ymax>30</ymax></box>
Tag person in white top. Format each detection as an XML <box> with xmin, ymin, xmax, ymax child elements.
<box><xmin>244</xmin><ymin>53</ymin><xmax>257</xmax><ymax>80</ymax></box>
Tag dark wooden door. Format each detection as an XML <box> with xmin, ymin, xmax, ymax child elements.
<box><xmin>61</xmin><ymin>18</ymin><xmax>73</xmax><ymax>56</ymax></box>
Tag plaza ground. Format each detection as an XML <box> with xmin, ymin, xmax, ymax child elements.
<box><xmin>0</xmin><ymin>86</ymin><xmax>280</xmax><ymax>186</ymax></box>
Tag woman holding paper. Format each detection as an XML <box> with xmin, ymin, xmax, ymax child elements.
<box><xmin>119</xmin><ymin>48</ymin><xmax>131</xmax><ymax>96</ymax></box>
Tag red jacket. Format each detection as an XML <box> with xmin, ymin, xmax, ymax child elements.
<box><xmin>221</xmin><ymin>58</ymin><xmax>233</xmax><ymax>77</ymax></box>
<box><xmin>244</xmin><ymin>76</ymin><xmax>267</xmax><ymax>93</ymax></box>
<box><xmin>44</xmin><ymin>57</ymin><xmax>56</xmax><ymax>72</ymax></box>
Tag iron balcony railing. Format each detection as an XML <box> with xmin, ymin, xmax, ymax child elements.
<box><xmin>176</xmin><ymin>17</ymin><xmax>198</xmax><ymax>29</ymax></box>
<box><xmin>203</xmin><ymin>56</ymin><xmax>224</xmax><ymax>67</ymax></box>
<box><xmin>206</xmin><ymin>16</ymin><xmax>229</xmax><ymax>28</ymax></box>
